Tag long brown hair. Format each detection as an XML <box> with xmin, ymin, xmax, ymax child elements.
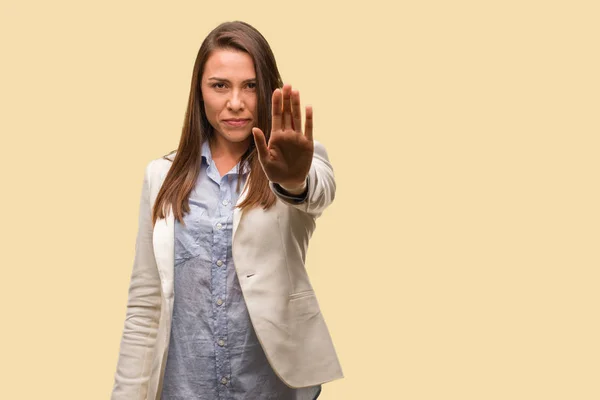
<box><xmin>152</xmin><ymin>21</ymin><xmax>283</xmax><ymax>227</ymax></box>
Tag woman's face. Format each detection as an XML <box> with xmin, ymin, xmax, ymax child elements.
<box><xmin>201</xmin><ymin>48</ymin><xmax>257</xmax><ymax>148</ymax></box>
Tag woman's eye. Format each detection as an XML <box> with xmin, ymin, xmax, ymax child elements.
<box><xmin>210</xmin><ymin>82</ymin><xmax>255</xmax><ymax>90</ymax></box>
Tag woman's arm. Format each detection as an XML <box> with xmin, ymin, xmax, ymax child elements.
<box><xmin>253</xmin><ymin>85</ymin><xmax>336</xmax><ymax>219</ymax></box>
<box><xmin>111</xmin><ymin>161</ymin><xmax>162</xmax><ymax>400</ymax></box>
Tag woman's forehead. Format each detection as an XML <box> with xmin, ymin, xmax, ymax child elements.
<box><xmin>203</xmin><ymin>48</ymin><xmax>255</xmax><ymax>81</ymax></box>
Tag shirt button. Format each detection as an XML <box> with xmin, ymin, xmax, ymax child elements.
<box><xmin>222</xmin><ymin>199</ymin><xmax>229</xmax><ymax>206</ymax></box>
<box><xmin>216</xmin><ymin>260</ymin><xmax>223</xmax><ymax>267</ymax></box>
<box><xmin>216</xmin><ymin>298</ymin><xmax>223</xmax><ymax>306</ymax></box>
<box><xmin>216</xmin><ymin>223</ymin><xmax>222</xmax><ymax>230</ymax></box>
<box><xmin>218</xmin><ymin>339</ymin><xmax>226</xmax><ymax>347</ymax></box>
<box><xmin>221</xmin><ymin>377</ymin><xmax>228</xmax><ymax>385</ymax></box>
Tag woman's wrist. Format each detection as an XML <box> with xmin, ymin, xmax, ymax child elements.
<box><xmin>279</xmin><ymin>178</ymin><xmax>307</xmax><ymax>195</ymax></box>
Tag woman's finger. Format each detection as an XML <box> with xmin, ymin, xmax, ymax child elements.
<box><xmin>271</xmin><ymin>88</ymin><xmax>282</xmax><ymax>132</ymax></box>
<box><xmin>304</xmin><ymin>105</ymin><xmax>313</xmax><ymax>142</ymax></box>
<box><xmin>252</xmin><ymin>127</ymin><xmax>269</xmax><ymax>162</ymax></box>
<box><xmin>282</xmin><ymin>84</ymin><xmax>292</xmax><ymax>130</ymax></box>
<box><xmin>291</xmin><ymin>89</ymin><xmax>302</xmax><ymax>133</ymax></box>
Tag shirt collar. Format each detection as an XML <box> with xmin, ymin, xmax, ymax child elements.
<box><xmin>201</xmin><ymin>140</ymin><xmax>213</xmax><ymax>166</ymax></box>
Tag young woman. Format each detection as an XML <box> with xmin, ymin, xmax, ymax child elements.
<box><xmin>111</xmin><ymin>21</ymin><xmax>343</xmax><ymax>400</ymax></box>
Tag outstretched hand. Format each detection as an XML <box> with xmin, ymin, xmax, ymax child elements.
<box><xmin>252</xmin><ymin>84</ymin><xmax>314</xmax><ymax>189</ymax></box>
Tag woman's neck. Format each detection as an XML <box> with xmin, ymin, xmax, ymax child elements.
<box><xmin>208</xmin><ymin>134</ymin><xmax>251</xmax><ymax>162</ymax></box>
<box><xmin>208</xmin><ymin>135</ymin><xmax>251</xmax><ymax>177</ymax></box>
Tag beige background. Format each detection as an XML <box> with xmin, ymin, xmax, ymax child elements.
<box><xmin>1</xmin><ymin>0</ymin><xmax>598</xmax><ymax>399</ymax></box>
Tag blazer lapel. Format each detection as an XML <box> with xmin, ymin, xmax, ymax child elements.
<box><xmin>152</xmin><ymin>205</ymin><xmax>175</xmax><ymax>299</ymax></box>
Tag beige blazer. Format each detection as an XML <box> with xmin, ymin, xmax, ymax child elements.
<box><xmin>111</xmin><ymin>140</ymin><xmax>344</xmax><ymax>400</ymax></box>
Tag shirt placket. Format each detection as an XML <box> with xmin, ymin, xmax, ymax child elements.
<box><xmin>212</xmin><ymin>172</ymin><xmax>233</xmax><ymax>398</ymax></box>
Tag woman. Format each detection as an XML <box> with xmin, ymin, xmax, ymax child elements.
<box><xmin>111</xmin><ymin>21</ymin><xmax>343</xmax><ymax>400</ymax></box>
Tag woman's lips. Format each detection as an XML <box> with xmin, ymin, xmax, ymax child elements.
<box><xmin>223</xmin><ymin>119</ymin><xmax>249</xmax><ymax>127</ymax></box>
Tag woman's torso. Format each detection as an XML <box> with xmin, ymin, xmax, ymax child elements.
<box><xmin>160</xmin><ymin>141</ymin><xmax>321</xmax><ymax>400</ymax></box>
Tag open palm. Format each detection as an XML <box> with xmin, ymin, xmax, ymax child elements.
<box><xmin>252</xmin><ymin>84</ymin><xmax>314</xmax><ymax>188</ymax></box>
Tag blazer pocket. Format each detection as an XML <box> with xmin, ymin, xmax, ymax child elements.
<box><xmin>288</xmin><ymin>290</ymin><xmax>320</xmax><ymax>322</ymax></box>
<box><xmin>289</xmin><ymin>289</ymin><xmax>316</xmax><ymax>300</ymax></box>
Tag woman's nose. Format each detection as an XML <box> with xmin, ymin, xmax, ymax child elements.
<box><xmin>227</xmin><ymin>90</ymin><xmax>244</xmax><ymax>110</ymax></box>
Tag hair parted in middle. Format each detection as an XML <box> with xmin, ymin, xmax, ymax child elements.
<box><xmin>151</xmin><ymin>21</ymin><xmax>284</xmax><ymax>227</ymax></box>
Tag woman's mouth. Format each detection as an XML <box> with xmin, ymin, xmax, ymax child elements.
<box><xmin>223</xmin><ymin>119</ymin><xmax>250</xmax><ymax>127</ymax></box>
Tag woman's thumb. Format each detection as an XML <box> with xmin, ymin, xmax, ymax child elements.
<box><xmin>252</xmin><ymin>127</ymin><xmax>268</xmax><ymax>160</ymax></box>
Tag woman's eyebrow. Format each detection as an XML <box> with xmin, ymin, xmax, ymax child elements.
<box><xmin>207</xmin><ymin>77</ymin><xmax>256</xmax><ymax>83</ymax></box>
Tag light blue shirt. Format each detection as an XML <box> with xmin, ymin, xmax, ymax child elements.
<box><xmin>160</xmin><ymin>140</ymin><xmax>321</xmax><ymax>400</ymax></box>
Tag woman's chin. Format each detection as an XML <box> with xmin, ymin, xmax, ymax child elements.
<box><xmin>215</xmin><ymin>129</ymin><xmax>253</xmax><ymax>145</ymax></box>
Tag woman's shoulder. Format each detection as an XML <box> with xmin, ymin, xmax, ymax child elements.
<box><xmin>160</xmin><ymin>149</ymin><xmax>177</xmax><ymax>162</ymax></box>
<box><xmin>142</xmin><ymin>150</ymin><xmax>176</xmax><ymax>181</ymax></box>
<box><xmin>153</xmin><ymin>149</ymin><xmax>177</xmax><ymax>167</ymax></box>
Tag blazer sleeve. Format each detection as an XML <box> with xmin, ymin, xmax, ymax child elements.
<box><xmin>111</xmin><ymin>160</ymin><xmax>162</xmax><ymax>400</ymax></box>
<box><xmin>271</xmin><ymin>176</ymin><xmax>309</xmax><ymax>203</ymax></box>
<box><xmin>268</xmin><ymin>140</ymin><xmax>336</xmax><ymax>218</ymax></box>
